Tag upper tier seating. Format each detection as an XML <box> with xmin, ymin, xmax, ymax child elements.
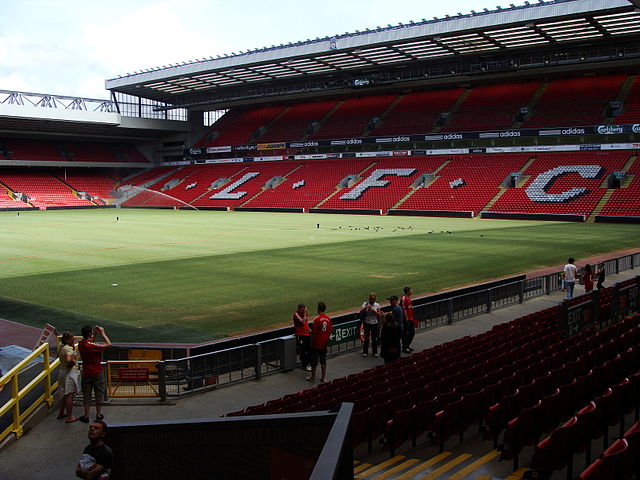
<box><xmin>308</xmin><ymin>94</ymin><xmax>397</xmax><ymax>140</ymax></box>
<box><xmin>396</xmin><ymin>154</ymin><xmax>529</xmax><ymax>216</ymax></box>
<box><xmin>3</xmin><ymin>139</ymin><xmax>65</xmax><ymax>161</ymax></box>
<box><xmin>257</xmin><ymin>100</ymin><xmax>339</xmax><ymax>143</ymax></box>
<box><xmin>441</xmin><ymin>82</ymin><xmax>540</xmax><ymax>132</ymax></box>
<box><xmin>371</xmin><ymin>90</ymin><xmax>465</xmax><ymax>136</ymax></box>
<box><xmin>2</xmin><ymin>139</ymin><xmax>147</xmax><ymax>163</ymax></box>
<box><xmin>489</xmin><ymin>151</ymin><xmax>631</xmax><ymax>216</ymax></box>
<box><xmin>203</xmin><ymin>106</ymin><xmax>286</xmax><ymax>147</ymax></box>
<box><xmin>522</xmin><ymin>74</ymin><xmax>627</xmax><ymax>128</ymax></box>
<box><xmin>616</xmin><ymin>75</ymin><xmax>640</xmax><ymax>125</ymax></box>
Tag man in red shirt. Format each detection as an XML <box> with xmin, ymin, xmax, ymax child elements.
<box><xmin>307</xmin><ymin>302</ymin><xmax>332</xmax><ymax>384</ymax></box>
<box><xmin>401</xmin><ymin>286</ymin><xmax>417</xmax><ymax>353</ymax></box>
<box><xmin>78</xmin><ymin>326</ymin><xmax>111</xmax><ymax>423</ymax></box>
<box><xmin>293</xmin><ymin>303</ymin><xmax>311</xmax><ymax>371</ymax></box>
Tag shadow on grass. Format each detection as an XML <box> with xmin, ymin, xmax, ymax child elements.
<box><xmin>0</xmin><ymin>296</ymin><xmax>223</xmax><ymax>344</ymax></box>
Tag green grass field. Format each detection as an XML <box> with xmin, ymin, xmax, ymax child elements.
<box><xmin>0</xmin><ymin>209</ymin><xmax>638</xmax><ymax>343</ymax></box>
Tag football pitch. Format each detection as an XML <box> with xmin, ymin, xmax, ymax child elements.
<box><xmin>0</xmin><ymin>209</ymin><xmax>638</xmax><ymax>344</ymax></box>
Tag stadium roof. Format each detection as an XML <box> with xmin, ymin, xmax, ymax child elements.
<box><xmin>106</xmin><ymin>0</ymin><xmax>640</xmax><ymax>109</ymax></box>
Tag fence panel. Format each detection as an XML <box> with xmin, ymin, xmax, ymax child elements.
<box><xmin>106</xmin><ymin>361</ymin><xmax>159</xmax><ymax>398</ymax></box>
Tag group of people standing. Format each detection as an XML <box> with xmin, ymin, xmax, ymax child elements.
<box><xmin>55</xmin><ymin>325</ymin><xmax>113</xmax><ymax>479</ymax></box>
<box><xmin>563</xmin><ymin>258</ymin><xmax>606</xmax><ymax>299</ymax></box>
<box><xmin>293</xmin><ymin>286</ymin><xmax>417</xmax><ymax>382</ymax></box>
<box><xmin>293</xmin><ymin>302</ymin><xmax>333</xmax><ymax>384</ymax></box>
<box><xmin>359</xmin><ymin>286</ymin><xmax>416</xmax><ymax>363</ymax></box>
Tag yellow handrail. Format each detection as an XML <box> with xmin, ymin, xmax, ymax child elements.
<box><xmin>0</xmin><ymin>343</ymin><xmax>59</xmax><ymax>443</ymax></box>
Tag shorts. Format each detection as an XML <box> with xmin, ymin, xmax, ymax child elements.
<box><xmin>81</xmin><ymin>373</ymin><xmax>106</xmax><ymax>405</ymax></box>
<box><xmin>310</xmin><ymin>348</ymin><xmax>327</xmax><ymax>366</ymax></box>
<box><xmin>58</xmin><ymin>368</ymin><xmax>81</xmax><ymax>397</ymax></box>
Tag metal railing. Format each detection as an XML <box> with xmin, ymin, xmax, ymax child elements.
<box><xmin>141</xmin><ymin>251</ymin><xmax>639</xmax><ymax>398</ymax></box>
<box><xmin>0</xmin><ymin>343</ymin><xmax>58</xmax><ymax>444</ymax></box>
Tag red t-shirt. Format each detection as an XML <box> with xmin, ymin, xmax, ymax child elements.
<box><xmin>401</xmin><ymin>295</ymin><xmax>417</xmax><ymax>327</ymax></box>
<box><xmin>311</xmin><ymin>313</ymin><xmax>332</xmax><ymax>350</ymax></box>
<box><xmin>78</xmin><ymin>339</ymin><xmax>107</xmax><ymax>377</ymax></box>
<box><xmin>293</xmin><ymin>311</ymin><xmax>310</xmax><ymax>336</ymax></box>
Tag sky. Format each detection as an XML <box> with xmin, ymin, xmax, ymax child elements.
<box><xmin>0</xmin><ymin>0</ymin><xmax>531</xmax><ymax>100</ymax></box>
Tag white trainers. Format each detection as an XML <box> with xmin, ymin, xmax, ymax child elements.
<box><xmin>362</xmin><ymin>353</ymin><xmax>368</xmax><ymax>357</ymax></box>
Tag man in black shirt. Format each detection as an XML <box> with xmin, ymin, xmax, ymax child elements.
<box><xmin>76</xmin><ymin>420</ymin><xmax>113</xmax><ymax>479</ymax></box>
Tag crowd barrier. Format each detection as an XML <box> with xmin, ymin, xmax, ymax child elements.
<box><xmin>0</xmin><ymin>343</ymin><xmax>58</xmax><ymax>445</ymax></box>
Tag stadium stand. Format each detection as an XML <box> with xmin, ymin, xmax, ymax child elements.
<box><xmin>240</xmin><ymin>158</ymin><xmax>372</xmax><ymax>210</ymax></box>
<box><xmin>370</xmin><ymin>89</ymin><xmax>465</xmax><ymax>136</ymax></box>
<box><xmin>202</xmin><ymin>106</ymin><xmax>286</xmax><ymax>147</ymax></box>
<box><xmin>616</xmin><ymin>74</ymin><xmax>640</xmax><ymax>124</ymax></box>
<box><xmin>521</xmin><ymin>74</ymin><xmax>627</xmax><ymax>128</ymax></box>
<box><xmin>440</xmin><ymin>81</ymin><xmax>540</xmax><ymax>132</ymax></box>
<box><xmin>488</xmin><ymin>151</ymin><xmax>632</xmax><ymax>217</ymax></box>
<box><xmin>3</xmin><ymin>139</ymin><xmax>65</xmax><ymax>162</ymax></box>
<box><xmin>317</xmin><ymin>156</ymin><xmax>446</xmax><ymax>213</ymax></box>
<box><xmin>308</xmin><ymin>94</ymin><xmax>397</xmax><ymax>140</ymax></box>
<box><xmin>55</xmin><ymin>171</ymin><xmax>120</xmax><ymax>204</ymax></box>
<box><xmin>192</xmin><ymin>161</ymin><xmax>301</xmax><ymax>208</ymax></box>
<box><xmin>1</xmin><ymin>139</ymin><xmax>148</xmax><ymax>163</ymax></box>
<box><xmin>396</xmin><ymin>154</ymin><xmax>528</xmax><ymax>216</ymax></box>
<box><xmin>257</xmin><ymin>100</ymin><xmax>339</xmax><ymax>142</ymax></box>
<box><xmin>0</xmin><ymin>169</ymin><xmax>94</xmax><ymax>208</ymax></box>
<box><xmin>599</xmin><ymin>155</ymin><xmax>640</xmax><ymax>217</ymax></box>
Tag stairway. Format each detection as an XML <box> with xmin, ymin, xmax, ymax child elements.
<box><xmin>364</xmin><ymin>94</ymin><xmax>405</xmax><ymax>137</ymax></box>
<box><xmin>432</xmin><ymin>90</ymin><xmax>472</xmax><ymax>133</ymax></box>
<box><xmin>354</xmin><ymin>450</ymin><xmax>527</xmax><ymax>480</ymax></box>
<box><xmin>606</xmin><ymin>73</ymin><xmax>639</xmax><ymax>124</ymax></box>
<box><xmin>477</xmin><ymin>157</ymin><xmax>535</xmax><ymax>218</ymax></box>
<box><xmin>314</xmin><ymin>161</ymin><xmax>378</xmax><ymax>208</ymax></box>
<box><xmin>300</xmin><ymin>100</ymin><xmax>344</xmax><ymax>141</ymax></box>
<box><xmin>511</xmin><ymin>82</ymin><xmax>547</xmax><ymax>129</ymax></box>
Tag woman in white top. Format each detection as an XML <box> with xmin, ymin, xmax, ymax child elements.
<box><xmin>56</xmin><ymin>331</ymin><xmax>81</xmax><ymax>423</ymax></box>
<box><xmin>360</xmin><ymin>293</ymin><xmax>382</xmax><ymax>357</ymax></box>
